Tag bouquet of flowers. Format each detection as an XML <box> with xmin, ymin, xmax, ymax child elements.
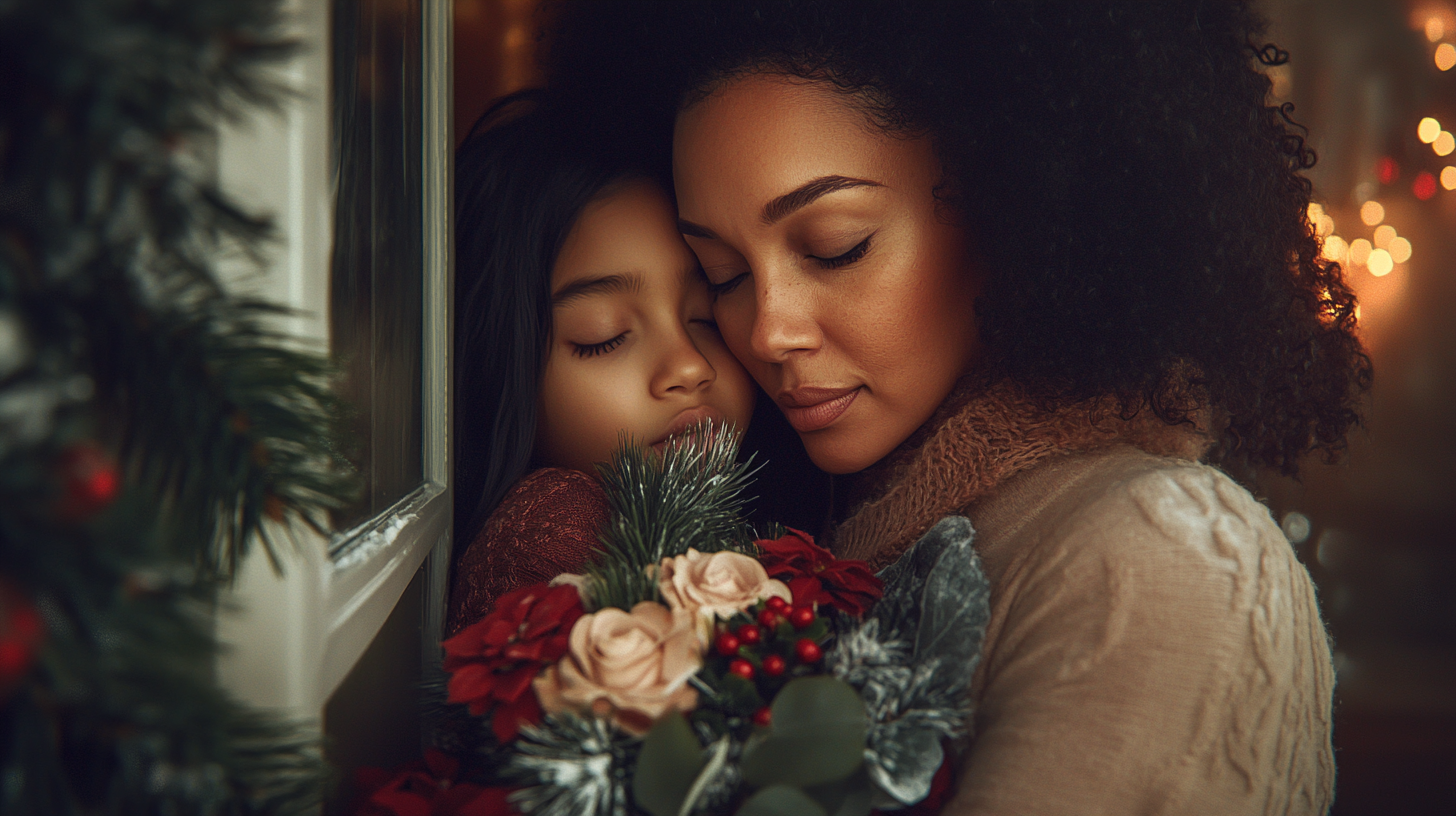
<box><xmin>438</xmin><ymin>432</ymin><xmax>990</xmax><ymax>816</ymax></box>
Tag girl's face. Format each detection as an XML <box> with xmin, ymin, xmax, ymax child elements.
<box><xmin>534</xmin><ymin>178</ymin><xmax>756</xmax><ymax>474</ymax></box>
<box><xmin>673</xmin><ymin>75</ymin><xmax>983</xmax><ymax>475</ymax></box>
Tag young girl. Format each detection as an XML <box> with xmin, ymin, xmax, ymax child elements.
<box><xmin>446</xmin><ymin>94</ymin><xmax>756</xmax><ymax>635</ymax></box>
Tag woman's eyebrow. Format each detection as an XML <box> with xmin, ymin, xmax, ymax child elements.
<box><xmin>551</xmin><ymin>273</ymin><xmax>642</xmax><ymax>306</ymax></box>
<box><xmin>761</xmin><ymin>175</ymin><xmax>881</xmax><ymax>224</ymax></box>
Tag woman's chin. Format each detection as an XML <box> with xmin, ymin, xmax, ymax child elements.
<box><xmin>799</xmin><ymin>430</ymin><xmax>892</xmax><ymax>475</ymax></box>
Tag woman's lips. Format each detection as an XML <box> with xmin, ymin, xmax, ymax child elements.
<box><xmin>777</xmin><ymin>386</ymin><xmax>861</xmax><ymax>433</ymax></box>
<box><xmin>650</xmin><ymin>405</ymin><xmax>726</xmax><ymax>450</ymax></box>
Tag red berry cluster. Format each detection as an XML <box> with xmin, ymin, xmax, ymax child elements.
<box><xmin>707</xmin><ymin>595</ymin><xmax>830</xmax><ymax>725</ymax></box>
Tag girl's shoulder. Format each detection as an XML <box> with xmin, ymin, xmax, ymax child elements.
<box><xmin>446</xmin><ymin>468</ymin><xmax>609</xmax><ymax>636</ymax></box>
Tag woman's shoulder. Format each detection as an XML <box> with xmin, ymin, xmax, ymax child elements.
<box><xmin>978</xmin><ymin>446</ymin><xmax>1290</xmax><ymax>584</ymax></box>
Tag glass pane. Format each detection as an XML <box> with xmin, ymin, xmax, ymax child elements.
<box><xmin>330</xmin><ymin>0</ymin><xmax>425</xmax><ymax>531</ymax></box>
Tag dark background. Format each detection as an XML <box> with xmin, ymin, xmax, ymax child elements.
<box><xmin>454</xmin><ymin>1</ymin><xmax>1456</xmax><ymax>812</ymax></box>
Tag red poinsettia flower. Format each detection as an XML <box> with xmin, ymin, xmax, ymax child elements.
<box><xmin>353</xmin><ymin>750</ymin><xmax>517</xmax><ymax>816</ymax></box>
<box><xmin>756</xmin><ymin>528</ymin><xmax>884</xmax><ymax>617</ymax></box>
<box><xmin>442</xmin><ymin>583</ymin><xmax>584</xmax><ymax>742</ymax></box>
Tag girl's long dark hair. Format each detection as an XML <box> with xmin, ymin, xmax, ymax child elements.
<box><xmin>453</xmin><ymin>92</ymin><xmax>635</xmax><ymax>550</ymax></box>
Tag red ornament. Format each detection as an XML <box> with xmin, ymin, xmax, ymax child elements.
<box><xmin>735</xmin><ymin>624</ymin><xmax>762</xmax><ymax>645</ymax></box>
<box><xmin>764</xmin><ymin>596</ymin><xmax>789</xmax><ymax>614</ymax></box>
<box><xmin>715</xmin><ymin>632</ymin><xmax>741</xmax><ymax>657</ymax></box>
<box><xmin>55</xmin><ymin>443</ymin><xmax>119</xmax><ymax>520</ymax></box>
<box><xmin>729</xmin><ymin>659</ymin><xmax>755</xmax><ymax>680</ymax></box>
<box><xmin>794</xmin><ymin>639</ymin><xmax>822</xmax><ymax>664</ymax></box>
<box><xmin>752</xmin><ymin>706</ymin><xmax>773</xmax><ymax>727</ymax></box>
<box><xmin>761</xmin><ymin>654</ymin><xmax>786</xmax><ymax>677</ymax></box>
<box><xmin>757</xmin><ymin>608</ymin><xmax>782</xmax><ymax>629</ymax></box>
<box><xmin>0</xmin><ymin>582</ymin><xmax>44</xmax><ymax>697</ymax></box>
<box><xmin>1414</xmin><ymin>171</ymin><xmax>1438</xmax><ymax>201</ymax></box>
<box><xmin>789</xmin><ymin>606</ymin><xmax>816</xmax><ymax>629</ymax></box>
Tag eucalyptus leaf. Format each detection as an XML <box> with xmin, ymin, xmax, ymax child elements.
<box><xmin>739</xmin><ymin>725</ymin><xmax>866</xmax><ymax>788</ymax></box>
<box><xmin>632</xmin><ymin>712</ymin><xmax>706</xmax><ymax>816</ymax></box>
<box><xmin>735</xmin><ymin>785</ymin><xmax>829</xmax><ymax>816</ymax></box>
<box><xmin>741</xmin><ymin>677</ymin><xmax>868</xmax><ymax>788</ymax></box>
<box><xmin>769</xmin><ymin>676</ymin><xmax>868</xmax><ymax>734</ymax></box>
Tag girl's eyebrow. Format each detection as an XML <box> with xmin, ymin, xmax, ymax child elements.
<box><xmin>551</xmin><ymin>272</ymin><xmax>643</xmax><ymax>306</ymax></box>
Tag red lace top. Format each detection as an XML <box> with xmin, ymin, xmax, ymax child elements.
<box><xmin>445</xmin><ymin>468</ymin><xmax>610</xmax><ymax>637</ymax></box>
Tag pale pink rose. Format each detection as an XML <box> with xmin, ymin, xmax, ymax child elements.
<box><xmin>533</xmin><ymin>601</ymin><xmax>701</xmax><ymax>735</ymax></box>
<box><xmin>658</xmin><ymin>548</ymin><xmax>791</xmax><ymax>641</ymax></box>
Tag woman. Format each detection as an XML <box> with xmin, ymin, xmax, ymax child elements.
<box><xmin>545</xmin><ymin>1</ymin><xmax>1367</xmax><ymax>813</ymax></box>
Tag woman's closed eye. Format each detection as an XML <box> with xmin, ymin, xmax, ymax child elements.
<box><xmin>706</xmin><ymin>273</ymin><xmax>748</xmax><ymax>297</ymax></box>
<box><xmin>809</xmin><ymin>234</ymin><xmax>874</xmax><ymax>269</ymax></box>
<box><xmin>572</xmin><ymin>332</ymin><xmax>627</xmax><ymax>358</ymax></box>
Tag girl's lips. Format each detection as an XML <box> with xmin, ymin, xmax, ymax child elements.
<box><xmin>777</xmin><ymin>386</ymin><xmax>861</xmax><ymax>433</ymax></box>
<box><xmin>650</xmin><ymin>405</ymin><xmax>726</xmax><ymax>450</ymax></box>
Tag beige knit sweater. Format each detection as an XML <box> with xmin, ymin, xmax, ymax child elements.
<box><xmin>832</xmin><ymin>383</ymin><xmax>1335</xmax><ymax>815</ymax></box>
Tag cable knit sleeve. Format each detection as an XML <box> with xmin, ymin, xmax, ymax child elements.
<box><xmin>946</xmin><ymin>463</ymin><xmax>1335</xmax><ymax>815</ymax></box>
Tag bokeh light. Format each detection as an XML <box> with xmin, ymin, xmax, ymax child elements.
<box><xmin>1321</xmin><ymin>234</ymin><xmax>1349</xmax><ymax>263</ymax></box>
<box><xmin>1414</xmin><ymin>170</ymin><xmax>1438</xmax><ymax>200</ymax></box>
<box><xmin>1428</xmin><ymin>16</ymin><xmax>1447</xmax><ymax>41</ymax></box>
<box><xmin>1359</xmin><ymin>200</ymin><xmax>1385</xmax><ymax>225</ymax></box>
<box><xmin>1307</xmin><ymin>202</ymin><xmax>1335</xmax><ymax>236</ymax></box>
<box><xmin>1418</xmin><ymin>117</ymin><xmax>1442</xmax><ymax>143</ymax></box>
<box><xmin>1389</xmin><ymin>236</ymin><xmax>1412</xmax><ymax>263</ymax></box>
<box><xmin>1367</xmin><ymin>248</ymin><xmax>1394</xmax><ymax>277</ymax></box>
<box><xmin>1373</xmin><ymin>224</ymin><xmax>1397</xmax><ymax>248</ymax></box>
<box><xmin>1435</xmin><ymin>131</ymin><xmax>1456</xmax><ymax>156</ymax></box>
<box><xmin>1349</xmin><ymin>238</ymin><xmax>1373</xmax><ymax>265</ymax></box>
<box><xmin>1437</xmin><ymin>42</ymin><xmax>1456</xmax><ymax>71</ymax></box>
<box><xmin>1442</xmin><ymin>166</ymin><xmax>1456</xmax><ymax>190</ymax></box>
<box><xmin>1376</xmin><ymin>156</ymin><xmax>1400</xmax><ymax>184</ymax></box>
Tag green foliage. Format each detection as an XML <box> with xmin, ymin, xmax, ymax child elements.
<box><xmin>734</xmin><ymin>785</ymin><xmax>827</xmax><ymax>816</ymax></box>
<box><xmin>632</xmin><ymin>712</ymin><xmax>707</xmax><ymax>816</ymax></box>
<box><xmin>0</xmin><ymin>0</ymin><xmax>356</xmax><ymax>812</ymax></box>
<box><xmin>740</xmin><ymin>677</ymin><xmax>867</xmax><ymax>789</ymax></box>
<box><xmin>587</xmin><ymin>426</ymin><xmax>757</xmax><ymax>611</ymax></box>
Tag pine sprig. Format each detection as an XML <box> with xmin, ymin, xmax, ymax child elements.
<box><xmin>0</xmin><ymin>0</ymin><xmax>346</xmax><ymax>811</ymax></box>
<box><xmin>587</xmin><ymin>425</ymin><xmax>757</xmax><ymax>611</ymax></box>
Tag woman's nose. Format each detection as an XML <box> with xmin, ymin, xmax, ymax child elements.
<box><xmin>749</xmin><ymin>272</ymin><xmax>820</xmax><ymax>363</ymax></box>
<box><xmin>652</xmin><ymin>330</ymin><xmax>716</xmax><ymax>396</ymax></box>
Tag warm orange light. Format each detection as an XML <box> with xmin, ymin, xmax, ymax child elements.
<box><xmin>1436</xmin><ymin>131</ymin><xmax>1456</xmax><ymax>156</ymax></box>
<box><xmin>1359</xmin><ymin>200</ymin><xmax>1385</xmax><ymax>226</ymax></box>
<box><xmin>1321</xmin><ymin>235</ymin><xmax>1349</xmax><ymax>263</ymax></box>
<box><xmin>1428</xmin><ymin>16</ymin><xmax>1447</xmax><ymax>41</ymax></box>
<box><xmin>1373</xmin><ymin>224</ymin><xmax>1397</xmax><ymax>248</ymax></box>
<box><xmin>1307</xmin><ymin>203</ymin><xmax>1335</xmax><ymax>236</ymax></box>
<box><xmin>1349</xmin><ymin>238</ymin><xmax>1373</xmax><ymax>266</ymax></box>
<box><xmin>1389</xmin><ymin>236</ymin><xmax>1413</xmax><ymax>263</ymax></box>
<box><xmin>1443</xmin><ymin>166</ymin><xmax>1456</xmax><ymax>190</ymax></box>
<box><xmin>1368</xmin><ymin>248</ymin><xmax>1394</xmax><ymax>277</ymax></box>
<box><xmin>1438</xmin><ymin>43</ymin><xmax>1456</xmax><ymax>71</ymax></box>
<box><xmin>1419</xmin><ymin>117</ymin><xmax>1443</xmax><ymax>143</ymax></box>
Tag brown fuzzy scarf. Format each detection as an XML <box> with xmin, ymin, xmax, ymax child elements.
<box><xmin>830</xmin><ymin>379</ymin><xmax>1214</xmax><ymax>571</ymax></box>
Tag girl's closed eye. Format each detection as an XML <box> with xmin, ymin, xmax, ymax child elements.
<box><xmin>572</xmin><ymin>332</ymin><xmax>627</xmax><ymax>358</ymax></box>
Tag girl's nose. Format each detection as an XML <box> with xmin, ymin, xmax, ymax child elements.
<box><xmin>652</xmin><ymin>330</ymin><xmax>716</xmax><ymax>396</ymax></box>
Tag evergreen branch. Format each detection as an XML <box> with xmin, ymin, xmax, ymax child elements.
<box><xmin>587</xmin><ymin>424</ymin><xmax>758</xmax><ymax>611</ymax></box>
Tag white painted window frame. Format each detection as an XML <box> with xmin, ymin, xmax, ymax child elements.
<box><xmin>213</xmin><ymin>0</ymin><xmax>453</xmax><ymax>726</ymax></box>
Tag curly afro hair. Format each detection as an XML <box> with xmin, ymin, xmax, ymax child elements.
<box><xmin>543</xmin><ymin>0</ymin><xmax>1371</xmax><ymax>475</ymax></box>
